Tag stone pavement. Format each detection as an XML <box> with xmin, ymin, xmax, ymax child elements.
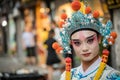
<box><xmin>0</xmin><ymin>54</ymin><xmax>47</xmax><ymax>75</ymax></box>
<box><xmin>0</xmin><ymin>54</ymin><xmax>63</xmax><ymax>80</ymax></box>
<box><xmin>0</xmin><ymin>54</ymin><xmax>24</xmax><ymax>73</ymax></box>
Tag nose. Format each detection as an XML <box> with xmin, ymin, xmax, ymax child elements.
<box><xmin>81</xmin><ymin>43</ymin><xmax>88</xmax><ymax>52</ymax></box>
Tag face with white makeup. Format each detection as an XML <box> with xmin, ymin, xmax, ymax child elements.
<box><xmin>71</xmin><ymin>30</ymin><xmax>101</xmax><ymax>62</ymax></box>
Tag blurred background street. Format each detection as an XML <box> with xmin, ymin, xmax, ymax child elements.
<box><xmin>0</xmin><ymin>0</ymin><xmax>120</xmax><ymax>80</ymax></box>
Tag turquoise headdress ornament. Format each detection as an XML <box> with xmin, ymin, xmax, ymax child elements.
<box><xmin>58</xmin><ymin>0</ymin><xmax>117</xmax><ymax>54</ymax></box>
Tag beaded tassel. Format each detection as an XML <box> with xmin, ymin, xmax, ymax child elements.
<box><xmin>93</xmin><ymin>49</ymin><xmax>109</xmax><ymax>80</ymax></box>
<box><xmin>65</xmin><ymin>57</ymin><xmax>72</xmax><ymax>80</ymax></box>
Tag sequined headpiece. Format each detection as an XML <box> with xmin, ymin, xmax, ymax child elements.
<box><xmin>58</xmin><ymin>0</ymin><xmax>117</xmax><ymax>53</ymax></box>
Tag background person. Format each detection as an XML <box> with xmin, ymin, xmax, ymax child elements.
<box><xmin>44</xmin><ymin>29</ymin><xmax>65</xmax><ymax>80</ymax></box>
<box><xmin>22</xmin><ymin>26</ymin><xmax>37</xmax><ymax>65</ymax></box>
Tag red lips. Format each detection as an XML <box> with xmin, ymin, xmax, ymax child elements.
<box><xmin>82</xmin><ymin>53</ymin><xmax>91</xmax><ymax>57</ymax></box>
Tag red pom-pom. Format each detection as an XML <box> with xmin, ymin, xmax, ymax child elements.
<box><xmin>93</xmin><ymin>10</ymin><xmax>100</xmax><ymax>18</ymax></box>
<box><xmin>102</xmin><ymin>49</ymin><xmax>109</xmax><ymax>56</ymax></box>
<box><xmin>52</xmin><ymin>42</ymin><xmax>60</xmax><ymax>49</ymax></box>
<box><xmin>61</xmin><ymin>13</ymin><xmax>67</xmax><ymax>20</ymax></box>
<box><xmin>59</xmin><ymin>21</ymin><xmax>65</xmax><ymax>28</ymax></box>
<box><xmin>71</xmin><ymin>1</ymin><xmax>81</xmax><ymax>11</ymax></box>
<box><xmin>110</xmin><ymin>32</ymin><xmax>117</xmax><ymax>39</ymax></box>
<box><xmin>85</xmin><ymin>6</ymin><xmax>91</xmax><ymax>14</ymax></box>
<box><xmin>56</xmin><ymin>47</ymin><xmax>63</xmax><ymax>54</ymax></box>
<box><xmin>107</xmin><ymin>38</ymin><xmax>115</xmax><ymax>45</ymax></box>
<box><xmin>65</xmin><ymin>57</ymin><xmax>72</xmax><ymax>63</ymax></box>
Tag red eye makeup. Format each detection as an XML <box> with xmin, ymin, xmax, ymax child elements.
<box><xmin>71</xmin><ymin>34</ymin><xmax>97</xmax><ymax>46</ymax></box>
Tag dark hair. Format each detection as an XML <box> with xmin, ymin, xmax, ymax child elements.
<box><xmin>70</xmin><ymin>28</ymin><xmax>100</xmax><ymax>39</ymax></box>
<box><xmin>49</xmin><ymin>29</ymin><xmax>55</xmax><ymax>34</ymax></box>
<box><xmin>48</xmin><ymin>29</ymin><xmax>55</xmax><ymax>38</ymax></box>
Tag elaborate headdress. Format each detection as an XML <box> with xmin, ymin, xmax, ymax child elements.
<box><xmin>58</xmin><ymin>0</ymin><xmax>117</xmax><ymax>54</ymax></box>
<box><xmin>53</xmin><ymin>0</ymin><xmax>117</xmax><ymax>80</ymax></box>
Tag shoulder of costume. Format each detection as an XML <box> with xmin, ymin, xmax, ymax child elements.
<box><xmin>104</xmin><ymin>65</ymin><xmax>120</xmax><ymax>78</ymax></box>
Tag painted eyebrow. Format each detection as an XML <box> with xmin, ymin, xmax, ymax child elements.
<box><xmin>86</xmin><ymin>34</ymin><xmax>96</xmax><ymax>39</ymax></box>
<box><xmin>71</xmin><ymin>34</ymin><xmax>96</xmax><ymax>41</ymax></box>
<box><xmin>71</xmin><ymin>39</ymin><xmax>79</xmax><ymax>41</ymax></box>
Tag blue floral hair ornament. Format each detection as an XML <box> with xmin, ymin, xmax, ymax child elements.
<box><xmin>59</xmin><ymin>0</ymin><xmax>117</xmax><ymax>54</ymax></box>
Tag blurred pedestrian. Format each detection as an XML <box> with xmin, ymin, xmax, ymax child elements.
<box><xmin>44</xmin><ymin>29</ymin><xmax>65</xmax><ymax>80</ymax></box>
<box><xmin>51</xmin><ymin>21</ymin><xmax>61</xmax><ymax>43</ymax></box>
<box><xmin>22</xmin><ymin>26</ymin><xmax>37</xmax><ymax>65</ymax></box>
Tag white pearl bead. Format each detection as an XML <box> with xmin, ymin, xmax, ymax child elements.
<box><xmin>60</xmin><ymin>50</ymin><xmax>63</xmax><ymax>54</ymax></box>
<box><xmin>105</xmin><ymin>35</ymin><xmax>109</xmax><ymax>39</ymax></box>
<box><xmin>103</xmin><ymin>44</ymin><xmax>107</xmax><ymax>47</ymax></box>
<box><xmin>109</xmin><ymin>41</ymin><xmax>113</xmax><ymax>45</ymax></box>
<box><xmin>91</xmin><ymin>20</ymin><xmax>94</xmax><ymax>23</ymax></box>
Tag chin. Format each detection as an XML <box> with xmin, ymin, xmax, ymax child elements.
<box><xmin>82</xmin><ymin>57</ymin><xmax>94</xmax><ymax>62</ymax></box>
<box><xmin>82</xmin><ymin>55</ymin><xmax>99</xmax><ymax>62</ymax></box>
